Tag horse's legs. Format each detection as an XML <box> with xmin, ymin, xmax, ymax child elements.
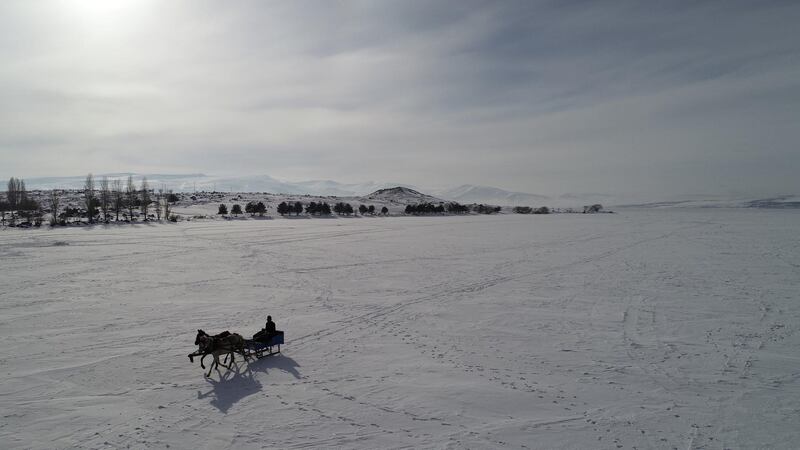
<box><xmin>219</xmin><ymin>353</ymin><xmax>232</xmax><ymax>370</ymax></box>
<box><xmin>206</xmin><ymin>353</ymin><xmax>220</xmax><ymax>377</ymax></box>
<box><xmin>206</xmin><ymin>360</ymin><xmax>214</xmax><ymax>377</ymax></box>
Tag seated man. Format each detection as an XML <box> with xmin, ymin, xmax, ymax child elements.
<box><xmin>253</xmin><ymin>315</ymin><xmax>277</xmax><ymax>343</ymax></box>
<box><xmin>265</xmin><ymin>316</ymin><xmax>276</xmax><ymax>336</ymax></box>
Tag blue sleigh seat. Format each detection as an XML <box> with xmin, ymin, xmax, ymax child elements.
<box><xmin>250</xmin><ymin>330</ymin><xmax>284</xmax><ymax>348</ymax></box>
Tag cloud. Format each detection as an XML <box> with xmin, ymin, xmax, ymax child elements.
<box><xmin>0</xmin><ymin>0</ymin><xmax>799</xmax><ymax>198</ymax></box>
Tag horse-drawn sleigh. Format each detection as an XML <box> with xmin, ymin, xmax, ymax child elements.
<box><xmin>188</xmin><ymin>328</ymin><xmax>285</xmax><ymax>377</ymax></box>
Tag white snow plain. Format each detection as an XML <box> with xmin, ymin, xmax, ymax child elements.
<box><xmin>1</xmin><ymin>209</ymin><xmax>798</xmax><ymax>449</ymax></box>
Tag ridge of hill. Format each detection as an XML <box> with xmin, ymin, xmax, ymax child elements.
<box><xmin>360</xmin><ymin>187</ymin><xmax>444</xmax><ymax>205</ymax></box>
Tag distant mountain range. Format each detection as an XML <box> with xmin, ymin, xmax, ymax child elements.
<box><xmin>19</xmin><ymin>173</ymin><xmax>554</xmax><ymax>205</ymax></box>
<box><xmin>20</xmin><ymin>173</ymin><xmax>405</xmax><ymax>197</ymax></box>
<box><xmin>17</xmin><ymin>173</ymin><xmax>798</xmax><ymax>208</ymax></box>
<box><xmin>431</xmin><ymin>185</ymin><xmax>549</xmax><ymax>206</ymax></box>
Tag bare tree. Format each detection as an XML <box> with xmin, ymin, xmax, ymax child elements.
<box><xmin>17</xmin><ymin>179</ymin><xmax>33</xmax><ymax>223</ymax></box>
<box><xmin>126</xmin><ymin>175</ymin><xmax>137</xmax><ymax>221</ymax></box>
<box><xmin>7</xmin><ymin>177</ymin><xmax>19</xmax><ymax>213</ymax></box>
<box><xmin>7</xmin><ymin>177</ymin><xmax>26</xmax><ymax>221</ymax></box>
<box><xmin>49</xmin><ymin>189</ymin><xmax>62</xmax><ymax>225</ymax></box>
<box><xmin>140</xmin><ymin>177</ymin><xmax>150</xmax><ymax>221</ymax></box>
<box><xmin>163</xmin><ymin>188</ymin><xmax>173</xmax><ymax>220</ymax></box>
<box><xmin>99</xmin><ymin>176</ymin><xmax>111</xmax><ymax>223</ymax></box>
<box><xmin>19</xmin><ymin>179</ymin><xmax>28</xmax><ymax>222</ymax></box>
<box><xmin>154</xmin><ymin>187</ymin><xmax>163</xmax><ymax>221</ymax></box>
<box><xmin>84</xmin><ymin>173</ymin><xmax>95</xmax><ymax>223</ymax></box>
<box><xmin>112</xmin><ymin>178</ymin><xmax>123</xmax><ymax>221</ymax></box>
<box><xmin>34</xmin><ymin>203</ymin><xmax>44</xmax><ymax>227</ymax></box>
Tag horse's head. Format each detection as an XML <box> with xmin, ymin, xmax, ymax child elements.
<box><xmin>197</xmin><ymin>334</ymin><xmax>214</xmax><ymax>352</ymax></box>
<box><xmin>195</xmin><ymin>329</ymin><xmax>209</xmax><ymax>346</ymax></box>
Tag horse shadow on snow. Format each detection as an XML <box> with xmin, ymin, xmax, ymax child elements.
<box><xmin>197</xmin><ymin>354</ymin><xmax>301</xmax><ymax>413</ymax></box>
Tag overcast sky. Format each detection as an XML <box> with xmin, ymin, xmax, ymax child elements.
<box><xmin>1</xmin><ymin>0</ymin><xmax>799</xmax><ymax>197</ymax></box>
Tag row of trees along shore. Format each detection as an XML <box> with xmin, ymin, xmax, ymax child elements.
<box><xmin>512</xmin><ymin>206</ymin><xmax>550</xmax><ymax>214</ymax></box>
<box><xmin>217</xmin><ymin>201</ymin><xmax>268</xmax><ymax>217</ymax></box>
<box><xmin>3</xmin><ymin>175</ymin><xmax>605</xmax><ymax>228</ymax></box>
<box><xmin>221</xmin><ymin>201</ymin><xmax>391</xmax><ymax>217</ymax></box>
<box><xmin>404</xmin><ymin>203</ymin><xmax>605</xmax><ymax>215</ymax></box>
<box><xmin>1</xmin><ymin>175</ymin><xmax>179</xmax><ymax>227</ymax></box>
<box><xmin>404</xmin><ymin>202</ymin><xmax>498</xmax><ymax>215</ymax></box>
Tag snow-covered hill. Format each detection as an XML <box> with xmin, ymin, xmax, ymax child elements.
<box><xmin>359</xmin><ymin>187</ymin><xmax>444</xmax><ymax>205</ymax></box>
<box><xmin>287</xmin><ymin>180</ymin><xmax>415</xmax><ymax>197</ymax></box>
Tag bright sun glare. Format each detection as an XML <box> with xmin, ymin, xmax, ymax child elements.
<box><xmin>62</xmin><ymin>0</ymin><xmax>150</xmax><ymax>30</ymax></box>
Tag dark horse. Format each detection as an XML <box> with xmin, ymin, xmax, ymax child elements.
<box><xmin>188</xmin><ymin>329</ymin><xmax>241</xmax><ymax>370</ymax></box>
<box><xmin>194</xmin><ymin>329</ymin><xmax>231</xmax><ymax>347</ymax></box>
<box><xmin>194</xmin><ymin>332</ymin><xmax>249</xmax><ymax>377</ymax></box>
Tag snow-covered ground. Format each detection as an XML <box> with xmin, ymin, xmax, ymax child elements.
<box><xmin>1</xmin><ymin>209</ymin><xmax>798</xmax><ymax>449</ymax></box>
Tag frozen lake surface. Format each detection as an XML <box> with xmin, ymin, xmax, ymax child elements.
<box><xmin>1</xmin><ymin>209</ymin><xmax>798</xmax><ymax>449</ymax></box>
